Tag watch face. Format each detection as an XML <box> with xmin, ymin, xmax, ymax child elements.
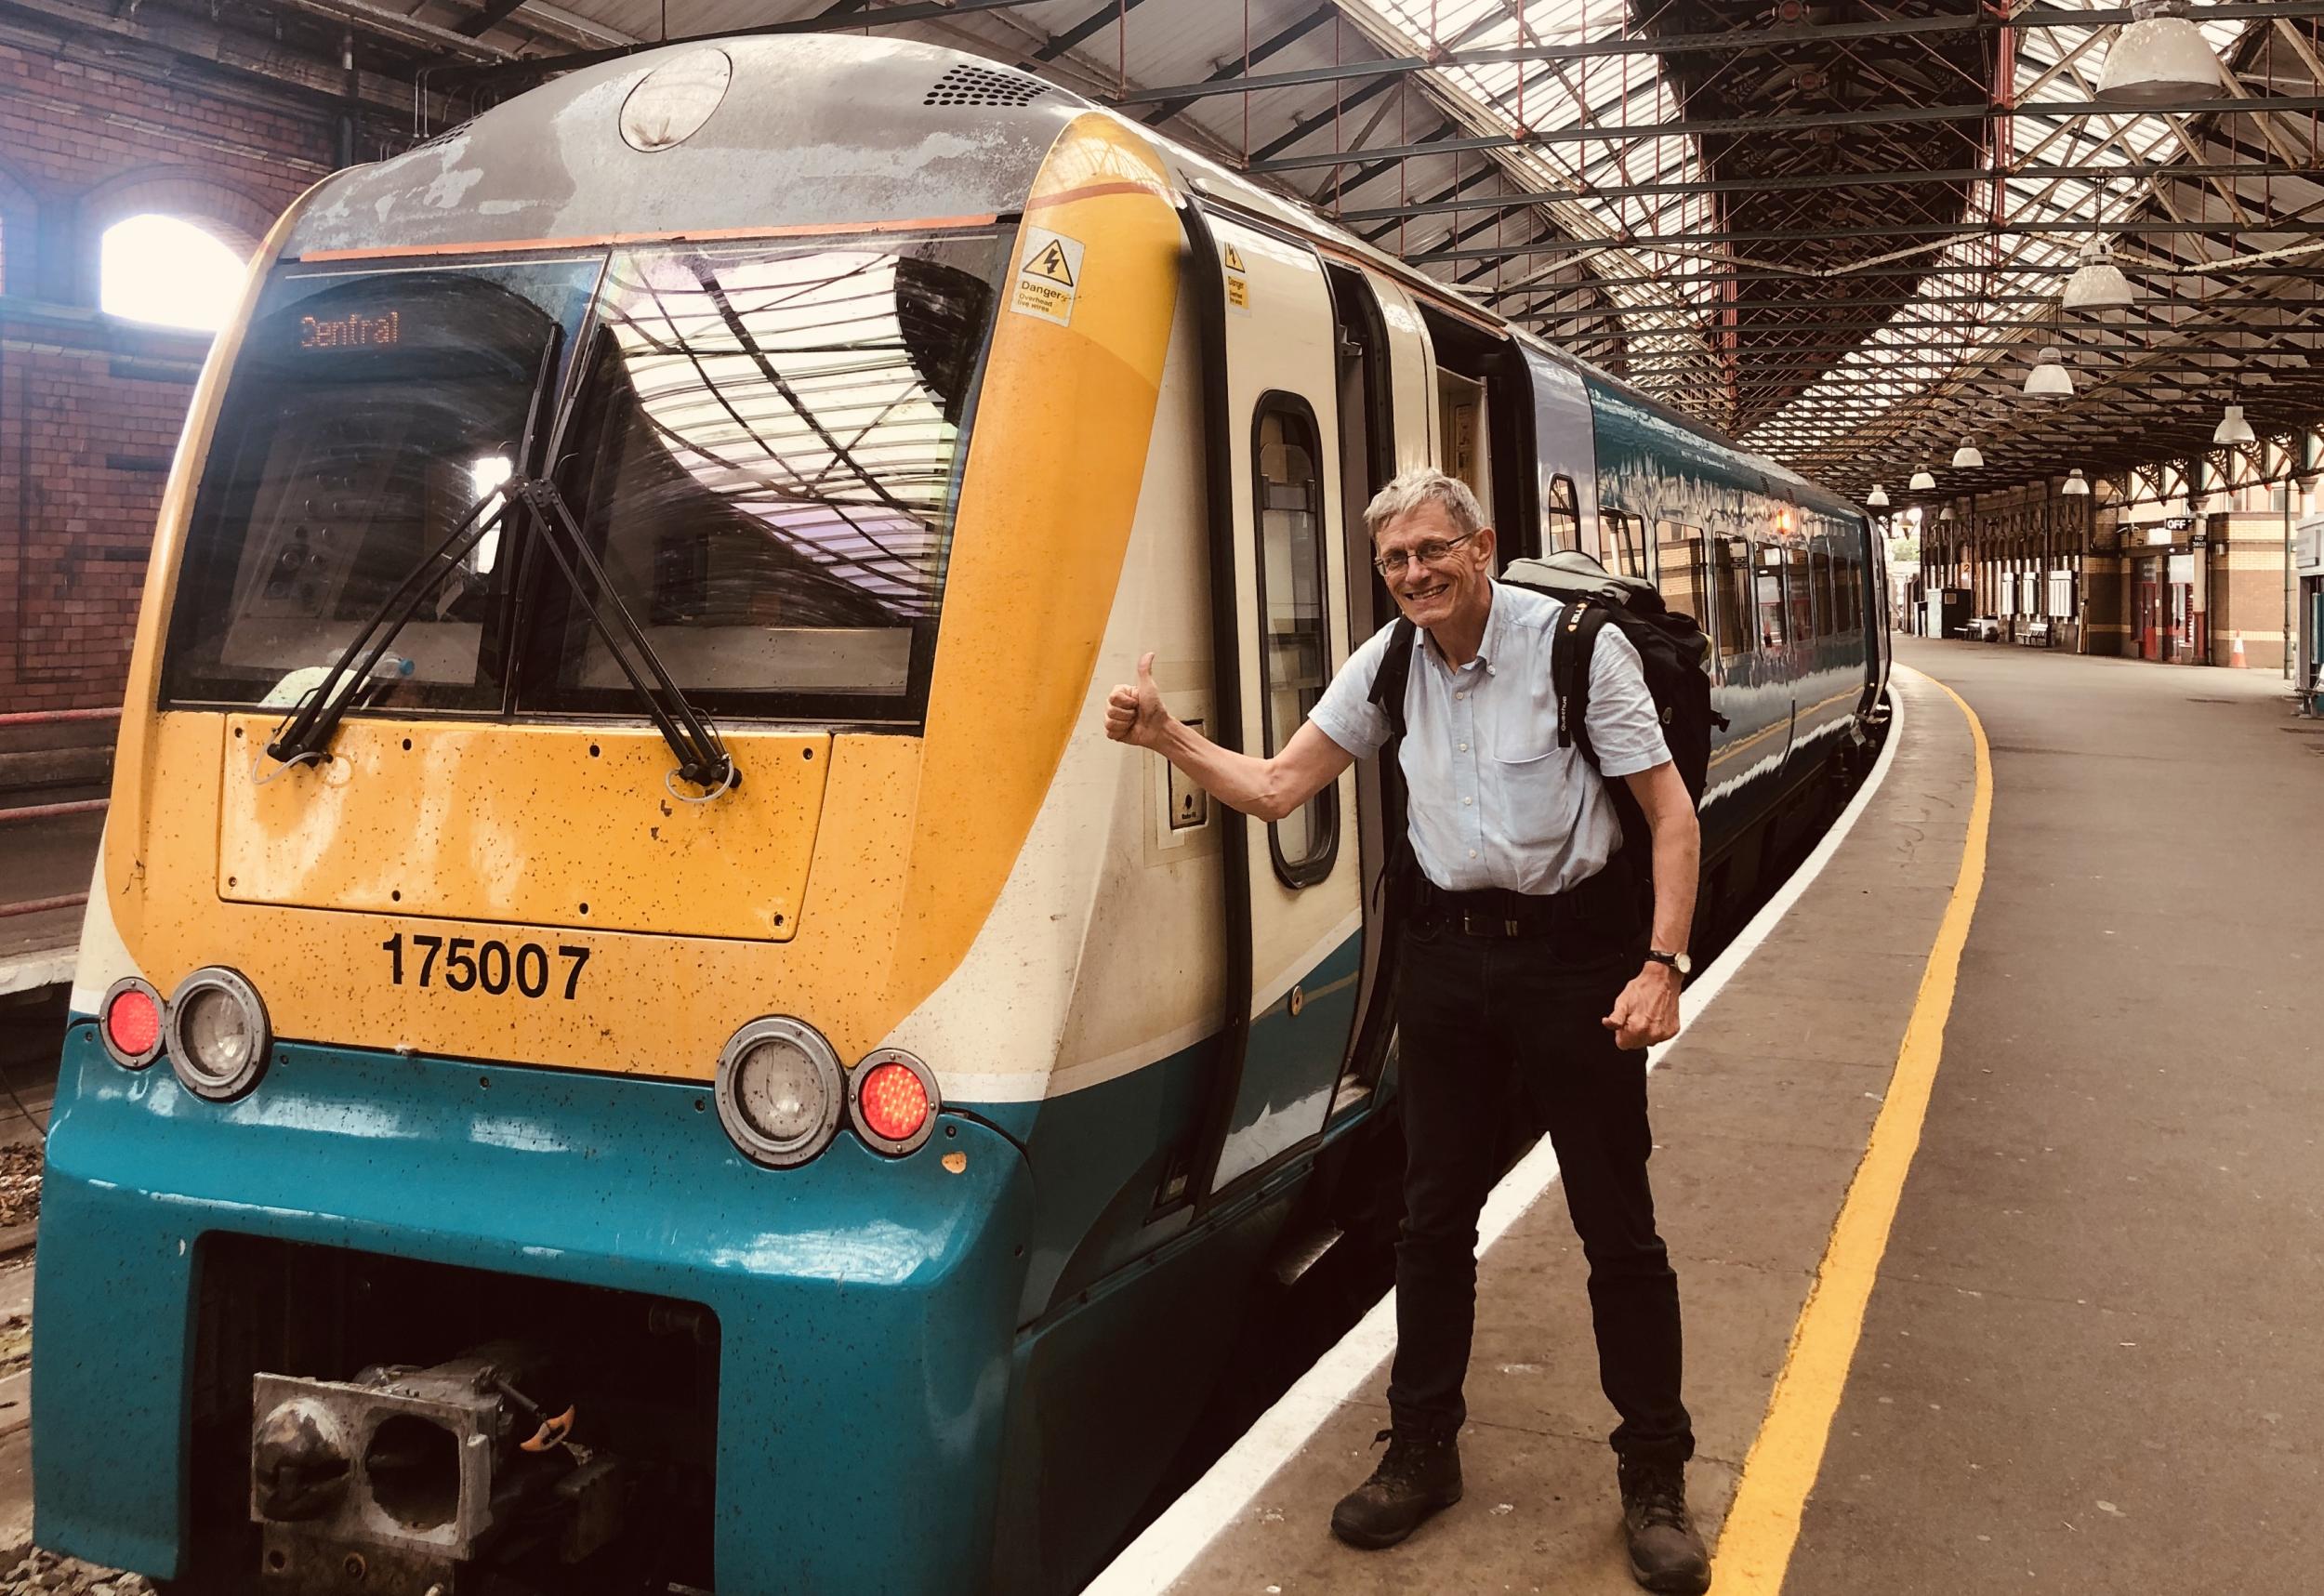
<box><xmin>1675</xmin><ymin>952</ymin><xmax>1693</xmax><ymax>976</ymax></box>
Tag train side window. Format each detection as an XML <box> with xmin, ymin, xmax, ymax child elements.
<box><xmin>1713</xmin><ymin>537</ymin><xmax>1751</xmax><ymax>657</ymax></box>
<box><xmin>1755</xmin><ymin>544</ymin><xmax>1789</xmax><ymax>649</ymax></box>
<box><xmin>1811</xmin><ymin>548</ymin><xmax>1837</xmax><ymax>638</ymax></box>
<box><xmin>1547</xmin><ymin>474</ymin><xmax>1580</xmax><ymax>553</ymax></box>
<box><xmin>1655</xmin><ymin>521</ymin><xmax>1706</xmax><ymax>626</ymax></box>
<box><xmin>1596</xmin><ymin>511</ymin><xmax>1643</xmax><ymax>578</ymax></box>
<box><xmin>1253</xmin><ymin>397</ymin><xmax>1337</xmax><ymax>888</ymax></box>
<box><xmin>1786</xmin><ymin>547</ymin><xmax>1816</xmax><ymax>641</ymax></box>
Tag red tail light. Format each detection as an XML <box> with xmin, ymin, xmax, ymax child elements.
<box><xmin>99</xmin><ymin>978</ymin><xmax>165</xmax><ymax>1069</ymax></box>
<box><xmin>858</xmin><ymin>1063</ymin><xmax>929</xmax><ymax>1142</ymax></box>
<box><xmin>849</xmin><ymin>1050</ymin><xmax>939</xmax><ymax>1155</ymax></box>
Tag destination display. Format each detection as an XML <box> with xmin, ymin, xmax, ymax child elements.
<box><xmin>299</xmin><ymin>309</ymin><xmax>402</xmax><ymax>350</ymax></box>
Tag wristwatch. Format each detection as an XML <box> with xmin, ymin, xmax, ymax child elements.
<box><xmin>1644</xmin><ymin>948</ymin><xmax>1693</xmax><ymax>976</ymax></box>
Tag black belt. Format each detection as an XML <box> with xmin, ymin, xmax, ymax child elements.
<box><xmin>1412</xmin><ymin>865</ymin><xmax>1624</xmax><ymax>939</ymax></box>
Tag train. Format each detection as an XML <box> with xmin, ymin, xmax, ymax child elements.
<box><xmin>34</xmin><ymin>32</ymin><xmax>1888</xmax><ymax>1596</ymax></box>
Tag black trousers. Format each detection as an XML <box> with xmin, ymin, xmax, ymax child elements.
<box><xmin>1383</xmin><ymin>872</ymin><xmax>1695</xmax><ymax>1466</ymax></box>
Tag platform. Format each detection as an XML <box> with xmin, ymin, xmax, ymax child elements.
<box><xmin>1093</xmin><ymin>639</ymin><xmax>2320</xmax><ymax>1595</ymax></box>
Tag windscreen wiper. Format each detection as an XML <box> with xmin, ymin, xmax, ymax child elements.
<box><xmin>508</xmin><ymin>472</ymin><xmax>740</xmax><ymax>797</ymax></box>
<box><xmin>263</xmin><ymin>472</ymin><xmax>742</xmax><ymax>798</ymax></box>
<box><xmin>263</xmin><ymin>485</ymin><xmax>519</xmax><ymax>769</ymax></box>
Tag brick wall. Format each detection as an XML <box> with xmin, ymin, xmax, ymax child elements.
<box><xmin>0</xmin><ymin>33</ymin><xmax>335</xmax><ymax>719</ymax></box>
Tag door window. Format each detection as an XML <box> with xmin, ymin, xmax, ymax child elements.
<box><xmin>1755</xmin><ymin>545</ymin><xmax>1789</xmax><ymax>649</ymax></box>
<box><xmin>1254</xmin><ymin>396</ymin><xmax>1337</xmax><ymax>886</ymax></box>
<box><xmin>1546</xmin><ymin>475</ymin><xmax>1580</xmax><ymax>553</ymax></box>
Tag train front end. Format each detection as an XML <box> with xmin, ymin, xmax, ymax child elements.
<box><xmin>33</xmin><ymin>37</ymin><xmax>1180</xmax><ymax>1595</ymax></box>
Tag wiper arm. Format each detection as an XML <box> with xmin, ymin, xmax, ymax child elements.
<box><xmin>264</xmin><ymin>487</ymin><xmax>517</xmax><ymax>770</ymax></box>
<box><xmin>512</xmin><ymin>473</ymin><xmax>741</xmax><ymax>798</ymax></box>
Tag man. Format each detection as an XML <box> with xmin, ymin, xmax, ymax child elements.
<box><xmin>1103</xmin><ymin>468</ymin><xmax>1710</xmax><ymax>1595</ymax></box>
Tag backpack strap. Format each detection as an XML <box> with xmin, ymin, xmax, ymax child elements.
<box><xmin>1364</xmin><ymin>615</ymin><xmax>1420</xmax><ymax>910</ymax></box>
<box><xmin>1552</xmin><ymin>601</ymin><xmax>1610</xmax><ymax>770</ymax></box>
<box><xmin>1367</xmin><ymin>615</ymin><xmax>1418</xmax><ymax>746</ymax></box>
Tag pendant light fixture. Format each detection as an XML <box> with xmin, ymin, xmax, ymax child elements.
<box><xmin>1867</xmin><ymin>483</ymin><xmax>1890</xmax><ymax>508</ymax></box>
<box><xmin>1937</xmin><ymin>505</ymin><xmax>1956</xmax><ymax>523</ymax></box>
<box><xmin>1909</xmin><ymin>466</ymin><xmax>1936</xmax><ymax>492</ymax></box>
<box><xmin>2096</xmin><ymin>0</ymin><xmax>2223</xmax><ymax>106</ymax></box>
<box><xmin>2023</xmin><ymin>346</ymin><xmax>2073</xmax><ymax>397</ymax></box>
<box><xmin>2062</xmin><ymin>242</ymin><xmax>2136</xmax><ymax>311</ymax></box>
<box><xmin>2062</xmin><ymin>468</ymin><xmax>2090</xmax><ymax>496</ymax></box>
<box><xmin>1952</xmin><ymin>437</ymin><xmax>1985</xmax><ymax>469</ymax></box>
<box><xmin>2212</xmin><ymin>403</ymin><xmax>2255</xmax><ymax>445</ymax></box>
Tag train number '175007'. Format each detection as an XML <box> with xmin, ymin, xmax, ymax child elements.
<box><xmin>379</xmin><ymin>934</ymin><xmax>589</xmax><ymax>1000</ymax></box>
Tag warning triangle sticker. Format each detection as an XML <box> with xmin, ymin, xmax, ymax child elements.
<box><xmin>1222</xmin><ymin>244</ymin><xmax>1247</xmax><ymax>272</ymax></box>
<box><xmin>1024</xmin><ymin>239</ymin><xmax>1076</xmax><ymax>286</ymax></box>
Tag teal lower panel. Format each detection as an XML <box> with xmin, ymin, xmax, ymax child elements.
<box><xmin>33</xmin><ymin>1024</ymin><xmax>1033</xmax><ymax>1595</ymax></box>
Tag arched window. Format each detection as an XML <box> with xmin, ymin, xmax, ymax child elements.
<box><xmin>100</xmin><ymin>214</ymin><xmax>244</xmax><ymax>331</ymax></box>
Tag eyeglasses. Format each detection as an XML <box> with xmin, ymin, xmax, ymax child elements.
<box><xmin>1373</xmin><ymin>529</ymin><xmax>1480</xmax><ymax>577</ymax></box>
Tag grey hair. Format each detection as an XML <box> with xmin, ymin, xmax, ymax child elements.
<box><xmin>1362</xmin><ymin>468</ymin><xmax>1485</xmax><ymax>541</ymax></box>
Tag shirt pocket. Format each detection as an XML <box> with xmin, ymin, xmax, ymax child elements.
<box><xmin>1490</xmin><ymin>720</ymin><xmax>1567</xmax><ymax>850</ymax></box>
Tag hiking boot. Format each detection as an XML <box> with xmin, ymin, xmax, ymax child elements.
<box><xmin>1329</xmin><ymin>1426</ymin><xmax>1463</xmax><ymax>1550</ymax></box>
<box><xmin>1618</xmin><ymin>1458</ymin><xmax>1710</xmax><ymax>1594</ymax></box>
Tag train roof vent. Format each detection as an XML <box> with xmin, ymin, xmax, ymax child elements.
<box><xmin>923</xmin><ymin>63</ymin><xmax>1053</xmax><ymax>109</ymax></box>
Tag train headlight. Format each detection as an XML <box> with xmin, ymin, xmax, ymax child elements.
<box><xmin>849</xmin><ymin>1049</ymin><xmax>939</xmax><ymax>1157</ymax></box>
<box><xmin>99</xmin><ymin>977</ymin><xmax>166</xmax><ymax>1070</ymax></box>
<box><xmin>715</xmin><ymin>1018</ymin><xmax>842</xmax><ymax>1168</ymax></box>
<box><xmin>165</xmin><ymin>967</ymin><xmax>271</xmax><ymax>1101</ymax></box>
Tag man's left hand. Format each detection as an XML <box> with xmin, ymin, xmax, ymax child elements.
<box><xmin>1603</xmin><ymin>962</ymin><xmax>1682</xmax><ymax>1050</ymax></box>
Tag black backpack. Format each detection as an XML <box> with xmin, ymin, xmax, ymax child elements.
<box><xmin>1365</xmin><ymin>550</ymin><xmax>1726</xmax><ymax>896</ymax></box>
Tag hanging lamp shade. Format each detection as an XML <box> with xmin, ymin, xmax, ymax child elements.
<box><xmin>1952</xmin><ymin>438</ymin><xmax>1985</xmax><ymax>469</ymax></box>
<box><xmin>2212</xmin><ymin>403</ymin><xmax>2255</xmax><ymax>445</ymax></box>
<box><xmin>2023</xmin><ymin>346</ymin><xmax>2073</xmax><ymax>397</ymax></box>
<box><xmin>1867</xmin><ymin>483</ymin><xmax>1890</xmax><ymax>508</ymax></box>
<box><xmin>2062</xmin><ymin>243</ymin><xmax>2136</xmax><ymax>311</ymax></box>
<box><xmin>1909</xmin><ymin>467</ymin><xmax>1937</xmax><ymax>492</ymax></box>
<box><xmin>1937</xmin><ymin>506</ymin><xmax>1956</xmax><ymax>523</ymax></box>
<box><xmin>2062</xmin><ymin>468</ymin><xmax>2090</xmax><ymax>496</ymax></box>
<box><xmin>2096</xmin><ymin>0</ymin><xmax>2222</xmax><ymax>106</ymax></box>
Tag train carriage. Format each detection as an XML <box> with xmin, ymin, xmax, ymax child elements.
<box><xmin>34</xmin><ymin>33</ymin><xmax>1885</xmax><ymax>1596</ymax></box>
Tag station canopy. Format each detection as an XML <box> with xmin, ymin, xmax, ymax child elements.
<box><xmin>247</xmin><ymin>0</ymin><xmax>2324</xmax><ymax>503</ymax></box>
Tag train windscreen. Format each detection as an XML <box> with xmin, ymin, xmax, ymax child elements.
<box><xmin>161</xmin><ymin>258</ymin><xmax>603</xmax><ymax>710</ymax></box>
<box><xmin>529</xmin><ymin>233</ymin><xmax>1006</xmax><ymax>723</ymax></box>
<box><xmin>160</xmin><ymin>230</ymin><xmax>1008</xmax><ymax>727</ymax></box>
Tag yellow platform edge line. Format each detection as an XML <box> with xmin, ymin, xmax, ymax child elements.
<box><xmin>1709</xmin><ymin>671</ymin><xmax>1994</xmax><ymax>1594</ymax></box>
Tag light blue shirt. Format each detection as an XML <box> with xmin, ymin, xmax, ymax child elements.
<box><xmin>1308</xmin><ymin>581</ymin><xmax>1670</xmax><ymax>895</ymax></box>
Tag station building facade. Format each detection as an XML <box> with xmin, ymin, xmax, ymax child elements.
<box><xmin>1912</xmin><ymin>472</ymin><xmax>2322</xmax><ymax>678</ymax></box>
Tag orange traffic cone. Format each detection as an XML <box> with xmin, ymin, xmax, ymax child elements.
<box><xmin>2229</xmin><ymin>631</ymin><xmax>2248</xmax><ymax>668</ymax></box>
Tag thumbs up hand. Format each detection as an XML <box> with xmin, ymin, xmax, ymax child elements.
<box><xmin>1105</xmin><ymin>651</ymin><xmax>1170</xmax><ymax>748</ymax></box>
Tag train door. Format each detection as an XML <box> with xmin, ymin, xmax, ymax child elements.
<box><xmin>1519</xmin><ymin>342</ymin><xmax>1597</xmax><ymax>555</ymax></box>
<box><xmin>1188</xmin><ymin>205</ymin><xmax>1366</xmax><ymax>1201</ymax></box>
<box><xmin>1319</xmin><ymin>263</ymin><xmax>1433</xmax><ymax>1123</ymax></box>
